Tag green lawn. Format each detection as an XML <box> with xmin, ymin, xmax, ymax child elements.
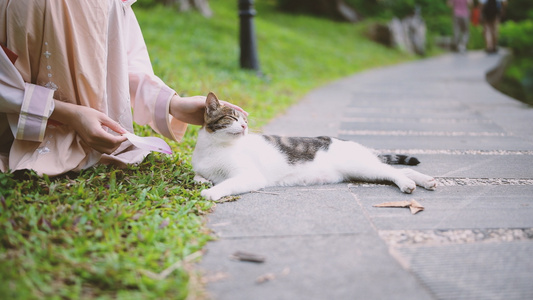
<box><xmin>0</xmin><ymin>1</ymin><xmax>413</xmax><ymax>299</ymax></box>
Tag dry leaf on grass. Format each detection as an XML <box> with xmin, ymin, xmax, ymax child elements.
<box><xmin>373</xmin><ymin>199</ymin><xmax>424</xmax><ymax>214</ymax></box>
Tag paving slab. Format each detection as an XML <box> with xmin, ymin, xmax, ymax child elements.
<box><xmin>340</xmin><ymin>119</ymin><xmax>505</xmax><ymax>134</ymax></box>
<box><xmin>351</xmin><ymin>185</ymin><xmax>533</xmax><ymax>230</ymax></box>
<box><xmin>394</xmin><ymin>242</ymin><xmax>533</xmax><ymax>300</ymax></box>
<box><xmin>199</xmin><ymin>50</ymin><xmax>533</xmax><ymax>299</ymax></box>
<box><xmin>410</xmin><ymin>154</ymin><xmax>533</xmax><ymax>178</ymax></box>
<box><xmin>206</xmin><ymin>185</ymin><xmax>373</xmax><ymax>238</ymax></box>
<box><xmin>337</xmin><ymin>134</ymin><xmax>533</xmax><ymax>151</ymax></box>
<box><xmin>202</xmin><ymin>234</ymin><xmax>434</xmax><ymax>300</ymax></box>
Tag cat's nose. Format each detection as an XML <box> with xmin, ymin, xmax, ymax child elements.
<box><xmin>241</xmin><ymin>123</ymin><xmax>247</xmax><ymax>130</ymax></box>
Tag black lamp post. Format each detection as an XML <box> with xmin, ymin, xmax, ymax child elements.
<box><xmin>238</xmin><ymin>0</ymin><xmax>260</xmax><ymax>71</ymax></box>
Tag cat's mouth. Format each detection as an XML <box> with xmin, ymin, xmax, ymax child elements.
<box><xmin>228</xmin><ymin>130</ymin><xmax>246</xmax><ymax>136</ymax></box>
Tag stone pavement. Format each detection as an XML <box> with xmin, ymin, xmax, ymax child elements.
<box><xmin>198</xmin><ymin>51</ymin><xmax>533</xmax><ymax>300</ymax></box>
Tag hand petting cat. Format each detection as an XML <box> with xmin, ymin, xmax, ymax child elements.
<box><xmin>170</xmin><ymin>94</ymin><xmax>248</xmax><ymax>126</ymax></box>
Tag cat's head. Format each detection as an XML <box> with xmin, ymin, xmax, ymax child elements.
<box><xmin>203</xmin><ymin>92</ymin><xmax>248</xmax><ymax>140</ymax></box>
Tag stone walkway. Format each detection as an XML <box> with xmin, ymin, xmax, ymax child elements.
<box><xmin>199</xmin><ymin>51</ymin><xmax>533</xmax><ymax>300</ymax></box>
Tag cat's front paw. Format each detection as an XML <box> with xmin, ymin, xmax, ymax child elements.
<box><xmin>194</xmin><ymin>174</ymin><xmax>211</xmax><ymax>184</ymax></box>
<box><xmin>201</xmin><ymin>188</ymin><xmax>225</xmax><ymax>201</ymax></box>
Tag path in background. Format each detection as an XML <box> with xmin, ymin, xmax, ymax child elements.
<box><xmin>199</xmin><ymin>51</ymin><xmax>533</xmax><ymax>300</ymax></box>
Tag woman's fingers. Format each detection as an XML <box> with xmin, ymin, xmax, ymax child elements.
<box><xmin>220</xmin><ymin>100</ymin><xmax>248</xmax><ymax>116</ymax></box>
<box><xmin>70</xmin><ymin>107</ymin><xmax>126</xmax><ymax>154</ymax></box>
<box><xmin>99</xmin><ymin>114</ymin><xmax>128</xmax><ymax>135</ymax></box>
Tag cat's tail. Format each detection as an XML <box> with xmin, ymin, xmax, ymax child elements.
<box><xmin>378</xmin><ymin>154</ymin><xmax>420</xmax><ymax>166</ymax></box>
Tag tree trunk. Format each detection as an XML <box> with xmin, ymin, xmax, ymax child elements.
<box><xmin>335</xmin><ymin>0</ymin><xmax>359</xmax><ymax>23</ymax></box>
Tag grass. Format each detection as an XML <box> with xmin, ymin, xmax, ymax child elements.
<box><xmin>0</xmin><ymin>155</ymin><xmax>211</xmax><ymax>299</ymax></box>
<box><xmin>0</xmin><ymin>0</ymin><xmax>414</xmax><ymax>298</ymax></box>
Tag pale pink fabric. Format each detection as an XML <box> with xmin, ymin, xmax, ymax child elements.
<box><xmin>0</xmin><ymin>0</ymin><xmax>187</xmax><ymax>175</ymax></box>
<box><xmin>450</xmin><ymin>0</ymin><xmax>471</xmax><ymax>17</ymax></box>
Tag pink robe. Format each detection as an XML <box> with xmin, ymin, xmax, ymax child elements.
<box><xmin>0</xmin><ymin>0</ymin><xmax>187</xmax><ymax>175</ymax></box>
<box><xmin>450</xmin><ymin>0</ymin><xmax>471</xmax><ymax>17</ymax></box>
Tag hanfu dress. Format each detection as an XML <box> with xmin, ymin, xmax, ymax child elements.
<box><xmin>0</xmin><ymin>0</ymin><xmax>187</xmax><ymax>175</ymax></box>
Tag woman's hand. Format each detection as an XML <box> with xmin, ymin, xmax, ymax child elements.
<box><xmin>169</xmin><ymin>94</ymin><xmax>248</xmax><ymax>125</ymax></box>
<box><xmin>51</xmin><ymin>100</ymin><xmax>127</xmax><ymax>154</ymax></box>
<box><xmin>169</xmin><ymin>95</ymin><xmax>208</xmax><ymax>125</ymax></box>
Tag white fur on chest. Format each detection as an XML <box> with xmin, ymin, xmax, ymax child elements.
<box><xmin>193</xmin><ymin>131</ymin><xmax>289</xmax><ymax>185</ymax></box>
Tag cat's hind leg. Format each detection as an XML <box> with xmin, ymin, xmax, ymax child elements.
<box><xmin>344</xmin><ymin>163</ymin><xmax>417</xmax><ymax>194</ymax></box>
<box><xmin>400</xmin><ymin>169</ymin><xmax>437</xmax><ymax>190</ymax></box>
<box><xmin>330</xmin><ymin>141</ymin><xmax>417</xmax><ymax>193</ymax></box>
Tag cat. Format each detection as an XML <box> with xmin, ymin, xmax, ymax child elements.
<box><xmin>192</xmin><ymin>92</ymin><xmax>437</xmax><ymax>201</ymax></box>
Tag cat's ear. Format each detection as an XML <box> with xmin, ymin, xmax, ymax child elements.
<box><xmin>206</xmin><ymin>92</ymin><xmax>220</xmax><ymax>115</ymax></box>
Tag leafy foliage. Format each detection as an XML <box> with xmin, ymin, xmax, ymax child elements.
<box><xmin>497</xmin><ymin>56</ymin><xmax>533</xmax><ymax>106</ymax></box>
<box><xmin>276</xmin><ymin>0</ymin><xmax>533</xmax><ymax>41</ymax></box>
<box><xmin>500</xmin><ymin>20</ymin><xmax>533</xmax><ymax>55</ymax></box>
<box><xmin>503</xmin><ymin>0</ymin><xmax>533</xmax><ymax>22</ymax></box>
<box><xmin>276</xmin><ymin>0</ymin><xmax>451</xmax><ymax>34</ymax></box>
<box><xmin>497</xmin><ymin>20</ymin><xmax>533</xmax><ymax>106</ymax></box>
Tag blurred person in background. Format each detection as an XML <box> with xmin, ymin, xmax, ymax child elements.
<box><xmin>448</xmin><ymin>0</ymin><xmax>473</xmax><ymax>53</ymax></box>
<box><xmin>480</xmin><ymin>0</ymin><xmax>507</xmax><ymax>53</ymax></box>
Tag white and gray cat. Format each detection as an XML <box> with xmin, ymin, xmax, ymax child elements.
<box><xmin>193</xmin><ymin>93</ymin><xmax>437</xmax><ymax>201</ymax></box>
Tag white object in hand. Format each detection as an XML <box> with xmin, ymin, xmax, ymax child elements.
<box><xmin>123</xmin><ymin>132</ymin><xmax>172</xmax><ymax>154</ymax></box>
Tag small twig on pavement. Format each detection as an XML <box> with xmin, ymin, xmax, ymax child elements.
<box><xmin>251</xmin><ymin>190</ymin><xmax>280</xmax><ymax>195</ymax></box>
<box><xmin>230</xmin><ymin>251</ymin><xmax>266</xmax><ymax>263</ymax></box>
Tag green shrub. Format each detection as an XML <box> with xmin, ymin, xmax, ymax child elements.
<box><xmin>426</xmin><ymin>14</ymin><xmax>453</xmax><ymax>36</ymax></box>
<box><xmin>498</xmin><ymin>56</ymin><xmax>533</xmax><ymax>106</ymax></box>
<box><xmin>467</xmin><ymin>24</ymin><xmax>485</xmax><ymax>50</ymax></box>
<box><xmin>500</xmin><ymin>20</ymin><xmax>533</xmax><ymax>55</ymax></box>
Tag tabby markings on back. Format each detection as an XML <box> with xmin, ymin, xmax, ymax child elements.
<box><xmin>262</xmin><ymin>135</ymin><xmax>332</xmax><ymax>164</ymax></box>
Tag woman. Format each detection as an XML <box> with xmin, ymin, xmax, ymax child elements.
<box><xmin>0</xmin><ymin>0</ymin><xmax>244</xmax><ymax>176</ymax></box>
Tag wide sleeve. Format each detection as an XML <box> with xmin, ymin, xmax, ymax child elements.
<box><xmin>124</xmin><ymin>5</ymin><xmax>187</xmax><ymax>141</ymax></box>
<box><xmin>0</xmin><ymin>46</ymin><xmax>55</xmax><ymax>142</ymax></box>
